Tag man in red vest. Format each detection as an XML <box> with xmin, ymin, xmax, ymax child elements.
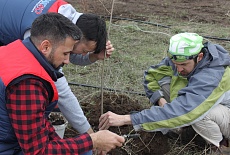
<box><xmin>0</xmin><ymin>12</ymin><xmax>124</xmax><ymax>155</ymax></box>
<box><xmin>0</xmin><ymin>2</ymin><xmax>114</xmax><ymax>155</ymax></box>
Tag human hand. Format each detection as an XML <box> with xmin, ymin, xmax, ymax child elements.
<box><xmin>87</xmin><ymin>127</ymin><xmax>94</xmax><ymax>134</ymax></box>
<box><xmin>98</xmin><ymin>111</ymin><xmax>131</xmax><ymax>130</ymax></box>
<box><xmin>105</xmin><ymin>40</ymin><xmax>114</xmax><ymax>58</ymax></box>
<box><xmin>89</xmin><ymin>40</ymin><xmax>114</xmax><ymax>62</ymax></box>
<box><xmin>95</xmin><ymin>149</ymin><xmax>107</xmax><ymax>155</ymax></box>
<box><xmin>158</xmin><ymin>98</ymin><xmax>167</xmax><ymax>107</ymax></box>
<box><xmin>90</xmin><ymin>130</ymin><xmax>125</xmax><ymax>152</ymax></box>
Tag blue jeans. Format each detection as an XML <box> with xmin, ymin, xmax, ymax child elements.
<box><xmin>81</xmin><ymin>150</ymin><xmax>92</xmax><ymax>155</ymax></box>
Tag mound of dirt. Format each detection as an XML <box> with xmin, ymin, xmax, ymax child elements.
<box><xmin>66</xmin><ymin>92</ymin><xmax>170</xmax><ymax>155</ymax></box>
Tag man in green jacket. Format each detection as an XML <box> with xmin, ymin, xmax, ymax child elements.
<box><xmin>99</xmin><ymin>33</ymin><xmax>230</xmax><ymax>154</ymax></box>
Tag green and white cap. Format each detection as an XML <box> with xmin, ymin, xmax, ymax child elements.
<box><xmin>168</xmin><ymin>33</ymin><xmax>204</xmax><ymax>57</ymax></box>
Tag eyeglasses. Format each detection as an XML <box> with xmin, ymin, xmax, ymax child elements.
<box><xmin>167</xmin><ymin>51</ymin><xmax>198</xmax><ymax>62</ymax></box>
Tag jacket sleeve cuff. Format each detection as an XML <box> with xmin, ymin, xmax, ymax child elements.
<box><xmin>149</xmin><ymin>90</ymin><xmax>164</xmax><ymax>105</ymax></box>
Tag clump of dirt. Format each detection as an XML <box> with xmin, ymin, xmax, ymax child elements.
<box><xmin>81</xmin><ymin>92</ymin><xmax>143</xmax><ymax>129</ymax></box>
<box><xmin>79</xmin><ymin>92</ymin><xmax>170</xmax><ymax>155</ymax></box>
<box><xmin>48</xmin><ymin>112</ymin><xmax>66</xmax><ymax>125</ymax></box>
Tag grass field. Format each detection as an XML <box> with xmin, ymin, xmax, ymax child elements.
<box><xmin>63</xmin><ymin>1</ymin><xmax>230</xmax><ymax>154</ymax></box>
<box><xmin>64</xmin><ymin>13</ymin><xmax>230</xmax><ymax>94</ymax></box>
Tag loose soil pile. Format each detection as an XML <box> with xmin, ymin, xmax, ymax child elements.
<box><xmin>65</xmin><ymin>92</ymin><xmax>170</xmax><ymax>155</ymax></box>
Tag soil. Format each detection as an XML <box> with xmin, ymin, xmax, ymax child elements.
<box><xmin>65</xmin><ymin>92</ymin><xmax>170</xmax><ymax>155</ymax></box>
<box><xmin>62</xmin><ymin>0</ymin><xmax>229</xmax><ymax>154</ymax></box>
<box><xmin>70</xmin><ymin>0</ymin><xmax>230</xmax><ymax>27</ymax></box>
<box><xmin>48</xmin><ymin>112</ymin><xmax>66</xmax><ymax>125</ymax></box>
<box><xmin>63</xmin><ymin>92</ymin><xmax>205</xmax><ymax>154</ymax></box>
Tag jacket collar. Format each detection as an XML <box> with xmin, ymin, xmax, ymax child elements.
<box><xmin>22</xmin><ymin>37</ymin><xmax>63</xmax><ymax>81</ymax></box>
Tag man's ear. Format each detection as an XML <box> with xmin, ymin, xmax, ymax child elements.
<box><xmin>40</xmin><ymin>40</ymin><xmax>52</xmax><ymax>56</ymax></box>
<box><xmin>197</xmin><ymin>52</ymin><xmax>203</xmax><ymax>62</ymax></box>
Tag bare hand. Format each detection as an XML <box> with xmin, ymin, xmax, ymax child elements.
<box><xmin>95</xmin><ymin>40</ymin><xmax>114</xmax><ymax>60</ymax></box>
<box><xmin>158</xmin><ymin>98</ymin><xmax>167</xmax><ymax>107</ymax></box>
<box><xmin>105</xmin><ymin>40</ymin><xmax>114</xmax><ymax>58</ymax></box>
<box><xmin>88</xmin><ymin>40</ymin><xmax>114</xmax><ymax>62</ymax></box>
<box><xmin>98</xmin><ymin>111</ymin><xmax>131</xmax><ymax>130</ymax></box>
<box><xmin>87</xmin><ymin>127</ymin><xmax>94</xmax><ymax>134</ymax></box>
<box><xmin>90</xmin><ymin>130</ymin><xmax>125</xmax><ymax>152</ymax></box>
<box><xmin>95</xmin><ymin>150</ymin><xmax>107</xmax><ymax>155</ymax></box>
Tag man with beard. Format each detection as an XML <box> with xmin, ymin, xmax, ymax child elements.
<box><xmin>0</xmin><ymin>13</ymin><xmax>124</xmax><ymax>155</ymax></box>
<box><xmin>0</xmin><ymin>2</ymin><xmax>114</xmax><ymax>155</ymax></box>
<box><xmin>99</xmin><ymin>33</ymin><xmax>230</xmax><ymax>154</ymax></box>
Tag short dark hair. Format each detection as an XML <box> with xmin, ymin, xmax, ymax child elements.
<box><xmin>193</xmin><ymin>46</ymin><xmax>207</xmax><ymax>63</ymax></box>
<box><xmin>76</xmin><ymin>13</ymin><xmax>107</xmax><ymax>54</ymax></box>
<box><xmin>31</xmin><ymin>12</ymin><xmax>82</xmax><ymax>44</ymax></box>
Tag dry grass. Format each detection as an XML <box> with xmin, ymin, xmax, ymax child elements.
<box><xmin>63</xmin><ymin>1</ymin><xmax>230</xmax><ymax>154</ymax></box>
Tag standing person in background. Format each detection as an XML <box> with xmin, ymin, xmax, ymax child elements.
<box><xmin>0</xmin><ymin>13</ymin><xmax>125</xmax><ymax>155</ymax></box>
<box><xmin>99</xmin><ymin>33</ymin><xmax>230</xmax><ymax>154</ymax></box>
<box><xmin>0</xmin><ymin>2</ymin><xmax>113</xmax><ymax>155</ymax></box>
